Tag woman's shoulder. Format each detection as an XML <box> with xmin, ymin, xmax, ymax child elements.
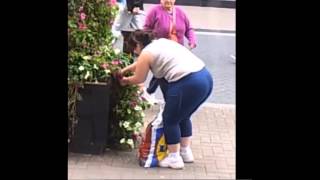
<box><xmin>174</xmin><ymin>6</ymin><xmax>188</xmax><ymax>18</ymax></box>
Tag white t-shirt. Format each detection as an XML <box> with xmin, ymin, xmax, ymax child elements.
<box><xmin>142</xmin><ymin>38</ymin><xmax>205</xmax><ymax>82</ymax></box>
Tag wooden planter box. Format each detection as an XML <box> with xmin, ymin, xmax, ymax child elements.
<box><xmin>69</xmin><ymin>82</ymin><xmax>113</xmax><ymax>154</ymax></box>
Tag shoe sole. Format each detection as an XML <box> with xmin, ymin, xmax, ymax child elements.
<box><xmin>183</xmin><ymin>160</ymin><xmax>194</xmax><ymax>163</ymax></box>
<box><xmin>159</xmin><ymin>163</ymin><xmax>184</xmax><ymax>169</ymax></box>
<box><xmin>159</xmin><ymin>165</ymin><xmax>184</xmax><ymax>170</ymax></box>
<box><xmin>181</xmin><ymin>156</ymin><xmax>194</xmax><ymax>163</ymax></box>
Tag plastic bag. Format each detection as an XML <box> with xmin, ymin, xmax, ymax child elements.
<box><xmin>138</xmin><ymin>105</ymin><xmax>168</xmax><ymax>167</ymax></box>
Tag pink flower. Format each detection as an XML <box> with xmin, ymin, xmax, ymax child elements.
<box><xmin>79</xmin><ymin>6</ymin><xmax>84</xmax><ymax>12</ymax></box>
<box><xmin>141</xmin><ymin>96</ymin><xmax>147</xmax><ymax>102</ymax></box>
<box><xmin>100</xmin><ymin>63</ymin><xmax>109</xmax><ymax>69</ymax></box>
<box><xmin>108</xmin><ymin>0</ymin><xmax>117</xmax><ymax>6</ymax></box>
<box><xmin>80</xmin><ymin>12</ymin><xmax>86</xmax><ymax>20</ymax></box>
<box><xmin>111</xmin><ymin>60</ymin><xmax>120</xmax><ymax>65</ymax></box>
<box><xmin>78</xmin><ymin>23</ymin><xmax>87</xmax><ymax>30</ymax></box>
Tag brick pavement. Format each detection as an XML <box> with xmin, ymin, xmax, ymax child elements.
<box><xmin>68</xmin><ymin>103</ymin><xmax>235</xmax><ymax>179</ymax></box>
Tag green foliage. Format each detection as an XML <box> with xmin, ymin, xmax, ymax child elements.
<box><xmin>68</xmin><ymin>0</ymin><xmax>150</xmax><ymax>149</ymax></box>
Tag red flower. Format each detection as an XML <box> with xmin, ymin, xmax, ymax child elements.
<box><xmin>132</xmin><ymin>133</ymin><xmax>137</xmax><ymax>141</ymax></box>
<box><xmin>130</xmin><ymin>101</ymin><xmax>137</xmax><ymax>108</ymax></box>
<box><xmin>78</xmin><ymin>23</ymin><xmax>87</xmax><ymax>30</ymax></box>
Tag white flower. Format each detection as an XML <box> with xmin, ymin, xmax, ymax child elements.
<box><xmin>78</xmin><ymin>66</ymin><xmax>85</xmax><ymax>71</ymax></box>
<box><xmin>127</xmin><ymin>109</ymin><xmax>131</xmax><ymax>114</ymax></box>
<box><xmin>82</xmin><ymin>55</ymin><xmax>92</xmax><ymax>60</ymax></box>
<box><xmin>104</xmin><ymin>69</ymin><xmax>111</xmax><ymax>74</ymax></box>
<box><xmin>134</xmin><ymin>105</ymin><xmax>142</xmax><ymax>111</ymax></box>
<box><xmin>123</xmin><ymin>121</ymin><xmax>130</xmax><ymax>128</ymax></box>
<box><xmin>119</xmin><ymin>121</ymin><xmax>123</xmax><ymax>127</ymax></box>
<box><xmin>120</xmin><ymin>138</ymin><xmax>125</xmax><ymax>144</ymax></box>
<box><xmin>127</xmin><ymin>139</ymin><xmax>134</xmax><ymax>148</ymax></box>
<box><xmin>84</xmin><ymin>71</ymin><xmax>90</xmax><ymax>79</ymax></box>
<box><xmin>135</xmin><ymin>122</ymin><xmax>142</xmax><ymax>128</ymax></box>
<box><xmin>93</xmin><ymin>64</ymin><xmax>98</xmax><ymax>70</ymax></box>
<box><xmin>114</xmin><ymin>48</ymin><xmax>121</xmax><ymax>55</ymax></box>
<box><xmin>140</xmin><ymin>112</ymin><xmax>145</xmax><ymax>118</ymax></box>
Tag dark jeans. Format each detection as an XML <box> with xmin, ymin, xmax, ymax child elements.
<box><xmin>157</xmin><ymin>68</ymin><xmax>213</xmax><ymax>144</ymax></box>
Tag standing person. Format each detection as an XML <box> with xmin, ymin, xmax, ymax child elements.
<box><xmin>118</xmin><ymin>30</ymin><xmax>213</xmax><ymax>169</ymax></box>
<box><xmin>143</xmin><ymin>0</ymin><xmax>197</xmax><ymax>95</ymax></box>
<box><xmin>112</xmin><ymin>0</ymin><xmax>154</xmax><ymax>102</ymax></box>
<box><xmin>112</xmin><ymin>0</ymin><xmax>145</xmax><ymax>38</ymax></box>
<box><xmin>144</xmin><ymin>0</ymin><xmax>196</xmax><ymax>49</ymax></box>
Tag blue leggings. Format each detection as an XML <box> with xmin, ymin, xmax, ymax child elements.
<box><xmin>158</xmin><ymin>68</ymin><xmax>213</xmax><ymax>145</ymax></box>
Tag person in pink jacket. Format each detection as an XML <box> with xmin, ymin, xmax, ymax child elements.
<box><xmin>144</xmin><ymin>0</ymin><xmax>197</xmax><ymax>49</ymax></box>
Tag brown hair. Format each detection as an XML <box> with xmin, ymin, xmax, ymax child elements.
<box><xmin>127</xmin><ymin>30</ymin><xmax>155</xmax><ymax>53</ymax></box>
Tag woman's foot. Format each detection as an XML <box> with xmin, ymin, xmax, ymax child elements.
<box><xmin>180</xmin><ymin>146</ymin><xmax>194</xmax><ymax>163</ymax></box>
<box><xmin>159</xmin><ymin>153</ymin><xmax>184</xmax><ymax>169</ymax></box>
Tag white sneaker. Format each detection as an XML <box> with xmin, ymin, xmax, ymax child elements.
<box><xmin>180</xmin><ymin>147</ymin><xmax>194</xmax><ymax>163</ymax></box>
<box><xmin>158</xmin><ymin>154</ymin><xmax>184</xmax><ymax>169</ymax></box>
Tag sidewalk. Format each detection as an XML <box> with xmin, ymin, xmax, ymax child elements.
<box><xmin>68</xmin><ymin>103</ymin><xmax>235</xmax><ymax>179</ymax></box>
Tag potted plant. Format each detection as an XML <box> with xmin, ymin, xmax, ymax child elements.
<box><xmin>68</xmin><ymin>0</ymin><xmax>150</xmax><ymax>154</ymax></box>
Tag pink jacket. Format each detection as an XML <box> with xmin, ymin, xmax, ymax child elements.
<box><xmin>144</xmin><ymin>5</ymin><xmax>196</xmax><ymax>46</ymax></box>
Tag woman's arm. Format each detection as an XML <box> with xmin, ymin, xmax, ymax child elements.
<box><xmin>121</xmin><ymin>61</ymin><xmax>137</xmax><ymax>75</ymax></box>
<box><xmin>120</xmin><ymin>51</ymin><xmax>153</xmax><ymax>86</ymax></box>
<box><xmin>182</xmin><ymin>10</ymin><xmax>197</xmax><ymax>49</ymax></box>
<box><xmin>143</xmin><ymin>7</ymin><xmax>156</xmax><ymax>31</ymax></box>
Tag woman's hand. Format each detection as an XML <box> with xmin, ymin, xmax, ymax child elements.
<box><xmin>188</xmin><ymin>43</ymin><xmax>196</xmax><ymax>50</ymax></box>
<box><xmin>113</xmin><ymin>70</ymin><xmax>123</xmax><ymax>80</ymax></box>
<box><xmin>119</xmin><ymin>77</ymin><xmax>130</xmax><ymax>86</ymax></box>
<box><xmin>114</xmin><ymin>69</ymin><xmax>128</xmax><ymax>86</ymax></box>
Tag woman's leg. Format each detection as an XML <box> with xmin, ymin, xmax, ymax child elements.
<box><xmin>159</xmin><ymin>85</ymin><xmax>184</xmax><ymax>169</ymax></box>
<box><xmin>177</xmin><ymin>68</ymin><xmax>214</xmax><ymax>162</ymax></box>
<box><xmin>158</xmin><ymin>70</ymin><xmax>213</xmax><ymax>168</ymax></box>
